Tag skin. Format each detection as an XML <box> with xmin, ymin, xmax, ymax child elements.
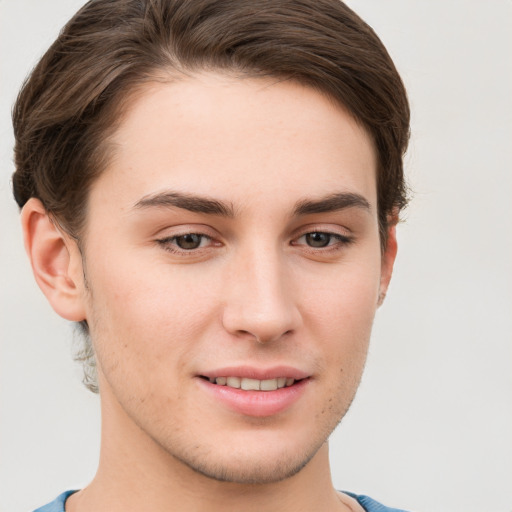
<box><xmin>22</xmin><ymin>73</ymin><xmax>397</xmax><ymax>512</ymax></box>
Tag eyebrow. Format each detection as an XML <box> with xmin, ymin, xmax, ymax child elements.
<box><xmin>293</xmin><ymin>192</ymin><xmax>371</xmax><ymax>216</ymax></box>
<box><xmin>132</xmin><ymin>190</ymin><xmax>370</xmax><ymax>218</ymax></box>
<box><xmin>133</xmin><ymin>191</ymin><xmax>235</xmax><ymax>217</ymax></box>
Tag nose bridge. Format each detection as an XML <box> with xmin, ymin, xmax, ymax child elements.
<box><xmin>222</xmin><ymin>239</ymin><xmax>299</xmax><ymax>343</ymax></box>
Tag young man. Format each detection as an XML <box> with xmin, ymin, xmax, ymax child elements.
<box><xmin>12</xmin><ymin>1</ymin><xmax>410</xmax><ymax>511</ymax></box>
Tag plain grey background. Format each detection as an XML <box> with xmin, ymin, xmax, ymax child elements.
<box><xmin>1</xmin><ymin>1</ymin><xmax>511</xmax><ymax>511</ymax></box>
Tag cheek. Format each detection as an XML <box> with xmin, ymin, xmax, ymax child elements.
<box><xmin>84</xmin><ymin>253</ymin><xmax>217</xmax><ymax>378</ymax></box>
<box><xmin>300</xmin><ymin>258</ymin><xmax>381</xmax><ymax>377</ymax></box>
<box><xmin>302</xmin><ymin>257</ymin><xmax>381</xmax><ymax>332</ymax></box>
<box><xmin>300</xmin><ymin>266</ymin><xmax>378</xmax><ymax>436</ymax></box>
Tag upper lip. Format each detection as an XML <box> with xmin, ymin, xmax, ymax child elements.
<box><xmin>198</xmin><ymin>365</ymin><xmax>310</xmax><ymax>381</ymax></box>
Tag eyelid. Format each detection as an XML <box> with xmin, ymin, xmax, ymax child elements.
<box><xmin>291</xmin><ymin>223</ymin><xmax>353</xmax><ymax>240</ymax></box>
<box><xmin>153</xmin><ymin>223</ymin><xmax>219</xmax><ymax>238</ymax></box>
<box><xmin>292</xmin><ymin>232</ymin><xmax>353</xmax><ymax>247</ymax></box>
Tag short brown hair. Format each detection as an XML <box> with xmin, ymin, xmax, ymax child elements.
<box><xmin>12</xmin><ymin>0</ymin><xmax>410</xmax><ymax>392</ymax></box>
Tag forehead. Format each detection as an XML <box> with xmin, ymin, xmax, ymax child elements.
<box><xmin>90</xmin><ymin>73</ymin><xmax>377</xmax><ymax>217</ymax></box>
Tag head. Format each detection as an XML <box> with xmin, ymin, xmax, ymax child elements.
<box><xmin>13</xmin><ymin>0</ymin><xmax>409</xmax><ymax>486</ymax></box>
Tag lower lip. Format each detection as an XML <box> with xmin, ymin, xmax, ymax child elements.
<box><xmin>197</xmin><ymin>378</ymin><xmax>309</xmax><ymax>417</ymax></box>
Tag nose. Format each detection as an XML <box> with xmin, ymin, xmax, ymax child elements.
<box><xmin>221</xmin><ymin>245</ymin><xmax>301</xmax><ymax>344</ymax></box>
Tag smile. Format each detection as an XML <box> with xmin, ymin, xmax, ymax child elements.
<box><xmin>206</xmin><ymin>376</ymin><xmax>297</xmax><ymax>391</ymax></box>
<box><xmin>198</xmin><ymin>374</ymin><xmax>309</xmax><ymax>417</ymax></box>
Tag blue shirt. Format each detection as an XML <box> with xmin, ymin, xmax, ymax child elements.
<box><xmin>34</xmin><ymin>490</ymin><xmax>411</xmax><ymax>511</ymax></box>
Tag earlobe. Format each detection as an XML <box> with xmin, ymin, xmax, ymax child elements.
<box><xmin>378</xmin><ymin>223</ymin><xmax>398</xmax><ymax>307</ymax></box>
<box><xmin>21</xmin><ymin>198</ymin><xmax>87</xmax><ymax>322</ymax></box>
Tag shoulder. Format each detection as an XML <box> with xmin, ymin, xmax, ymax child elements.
<box><xmin>343</xmin><ymin>491</ymin><xmax>412</xmax><ymax>512</ymax></box>
<box><xmin>33</xmin><ymin>491</ymin><xmax>78</xmax><ymax>512</ymax></box>
<box><xmin>34</xmin><ymin>489</ymin><xmax>410</xmax><ymax>512</ymax></box>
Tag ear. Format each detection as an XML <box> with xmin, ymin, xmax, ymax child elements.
<box><xmin>378</xmin><ymin>221</ymin><xmax>398</xmax><ymax>306</ymax></box>
<box><xmin>21</xmin><ymin>198</ymin><xmax>87</xmax><ymax>322</ymax></box>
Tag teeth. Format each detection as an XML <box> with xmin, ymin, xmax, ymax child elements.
<box><xmin>211</xmin><ymin>376</ymin><xmax>296</xmax><ymax>390</ymax></box>
<box><xmin>260</xmin><ymin>379</ymin><xmax>278</xmax><ymax>391</ymax></box>
<box><xmin>226</xmin><ymin>376</ymin><xmax>241</xmax><ymax>388</ymax></box>
<box><xmin>241</xmin><ymin>378</ymin><xmax>260</xmax><ymax>391</ymax></box>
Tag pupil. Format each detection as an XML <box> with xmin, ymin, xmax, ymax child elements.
<box><xmin>176</xmin><ymin>234</ymin><xmax>201</xmax><ymax>249</ymax></box>
<box><xmin>306</xmin><ymin>232</ymin><xmax>330</xmax><ymax>247</ymax></box>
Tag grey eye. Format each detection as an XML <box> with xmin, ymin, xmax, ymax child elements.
<box><xmin>305</xmin><ymin>232</ymin><xmax>332</xmax><ymax>247</ymax></box>
<box><xmin>175</xmin><ymin>233</ymin><xmax>204</xmax><ymax>249</ymax></box>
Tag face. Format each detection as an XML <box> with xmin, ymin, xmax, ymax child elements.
<box><xmin>77</xmin><ymin>73</ymin><xmax>395</xmax><ymax>483</ymax></box>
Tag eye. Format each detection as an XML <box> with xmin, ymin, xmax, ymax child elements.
<box><xmin>157</xmin><ymin>233</ymin><xmax>213</xmax><ymax>252</ymax></box>
<box><xmin>174</xmin><ymin>233</ymin><xmax>208</xmax><ymax>250</ymax></box>
<box><xmin>291</xmin><ymin>230</ymin><xmax>354</xmax><ymax>256</ymax></box>
<box><xmin>295</xmin><ymin>231</ymin><xmax>352</xmax><ymax>249</ymax></box>
<box><xmin>304</xmin><ymin>232</ymin><xmax>333</xmax><ymax>248</ymax></box>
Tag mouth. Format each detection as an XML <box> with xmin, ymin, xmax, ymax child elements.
<box><xmin>198</xmin><ymin>373</ymin><xmax>309</xmax><ymax>417</ymax></box>
<box><xmin>197</xmin><ymin>367</ymin><xmax>310</xmax><ymax>416</ymax></box>
<box><xmin>200</xmin><ymin>375</ymin><xmax>300</xmax><ymax>391</ymax></box>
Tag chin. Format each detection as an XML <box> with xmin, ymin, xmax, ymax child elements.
<box><xmin>174</xmin><ymin>445</ymin><xmax>320</xmax><ymax>485</ymax></box>
<box><xmin>149</xmin><ymin>383</ymin><xmax>353</xmax><ymax>485</ymax></box>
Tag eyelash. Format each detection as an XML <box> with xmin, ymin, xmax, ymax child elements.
<box><xmin>156</xmin><ymin>233</ymin><xmax>215</xmax><ymax>254</ymax></box>
<box><xmin>292</xmin><ymin>231</ymin><xmax>354</xmax><ymax>252</ymax></box>
<box><xmin>156</xmin><ymin>229</ymin><xmax>354</xmax><ymax>256</ymax></box>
